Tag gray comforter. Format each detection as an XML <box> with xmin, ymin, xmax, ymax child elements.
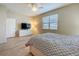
<box><xmin>27</xmin><ymin>33</ymin><xmax>79</xmax><ymax>56</ymax></box>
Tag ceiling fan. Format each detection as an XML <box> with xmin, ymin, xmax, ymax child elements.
<box><xmin>28</xmin><ymin>3</ymin><xmax>44</xmax><ymax>11</ymax></box>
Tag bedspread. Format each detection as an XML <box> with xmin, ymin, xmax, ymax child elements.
<box><xmin>27</xmin><ymin>33</ymin><xmax>79</xmax><ymax>56</ymax></box>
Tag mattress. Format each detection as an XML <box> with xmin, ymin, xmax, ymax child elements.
<box><xmin>27</xmin><ymin>33</ymin><xmax>79</xmax><ymax>56</ymax></box>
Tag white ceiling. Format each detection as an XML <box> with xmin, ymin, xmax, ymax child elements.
<box><xmin>4</xmin><ymin>3</ymin><xmax>70</xmax><ymax>16</ymax></box>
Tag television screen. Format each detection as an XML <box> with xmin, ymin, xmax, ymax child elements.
<box><xmin>27</xmin><ymin>23</ymin><xmax>31</xmax><ymax>29</ymax></box>
<box><xmin>21</xmin><ymin>23</ymin><xmax>31</xmax><ymax>29</ymax></box>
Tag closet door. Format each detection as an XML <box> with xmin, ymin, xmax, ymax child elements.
<box><xmin>6</xmin><ymin>18</ymin><xmax>16</xmax><ymax>38</ymax></box>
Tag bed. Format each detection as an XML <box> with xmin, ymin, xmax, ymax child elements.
<box><xmin>25</xmin><ymin>33</ymin><xmax>79</xmax><ymax>56</ymax></box>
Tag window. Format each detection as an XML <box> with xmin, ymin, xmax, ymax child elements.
<box><xmin>42</xmin><ymin>14</ymin><xmax>58</xmax><ymax>30</ymax></box>
<box><xmin>42</xmin><ymin>16</ymin><xmax>49</xmax><ymax>29</ymax></box>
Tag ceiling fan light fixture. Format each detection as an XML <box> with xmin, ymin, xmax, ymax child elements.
<box><xmin>28</xmin><ymin>3</ymin><xmax>43</xmax><ymax>12</ymax></box>
<box><xmin>31</xmin><ymin>3</ymin><xmax>38</xmax><ymax>11</ymax></box>
<box><xmin>32</xmin><ymin>6</ymin><xmax>37</xmax><ymax>11</ymax></box>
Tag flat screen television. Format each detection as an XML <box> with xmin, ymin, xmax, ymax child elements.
<box><xmin>21</xmin><ymin>23</ymin><xmax>31</xmax><ymax>30</ymax></box>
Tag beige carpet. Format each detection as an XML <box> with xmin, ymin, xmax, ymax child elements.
<box><xmin>0</xmin><ymin>36</ymin><xmax>33</xmax><ymax>56</ymax></box>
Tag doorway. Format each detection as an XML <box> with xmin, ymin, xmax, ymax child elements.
<box><xmin>6</xmin><ymin>18</ymin><xmax>16</xmax><ymax>38</ymax></box>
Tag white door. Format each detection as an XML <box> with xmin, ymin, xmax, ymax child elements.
<box><xmin>6</xmin><ymin>18</ymin><xmax>16</xmax><ymax>38</ymax></box>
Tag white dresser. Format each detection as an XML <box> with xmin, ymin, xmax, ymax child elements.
<box><xmin>19</xmin><ymin>29</ymin><xmax>32</xmax><ymax>36</ymax></box>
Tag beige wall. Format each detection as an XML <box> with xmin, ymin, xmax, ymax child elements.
<box><xmin>30</xmin><ymin>4</ymin><xmax>79</xmax><ymax>35</ymax></box>
<box><xmin>0</xmin><ymin>5</ymin><xmax>7</xmax><ymax>43</ymax></box>
<box><xmin>30</xmin><ymin>17</ymin><xmax>42</xmax><ymax>35</ymax></box>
